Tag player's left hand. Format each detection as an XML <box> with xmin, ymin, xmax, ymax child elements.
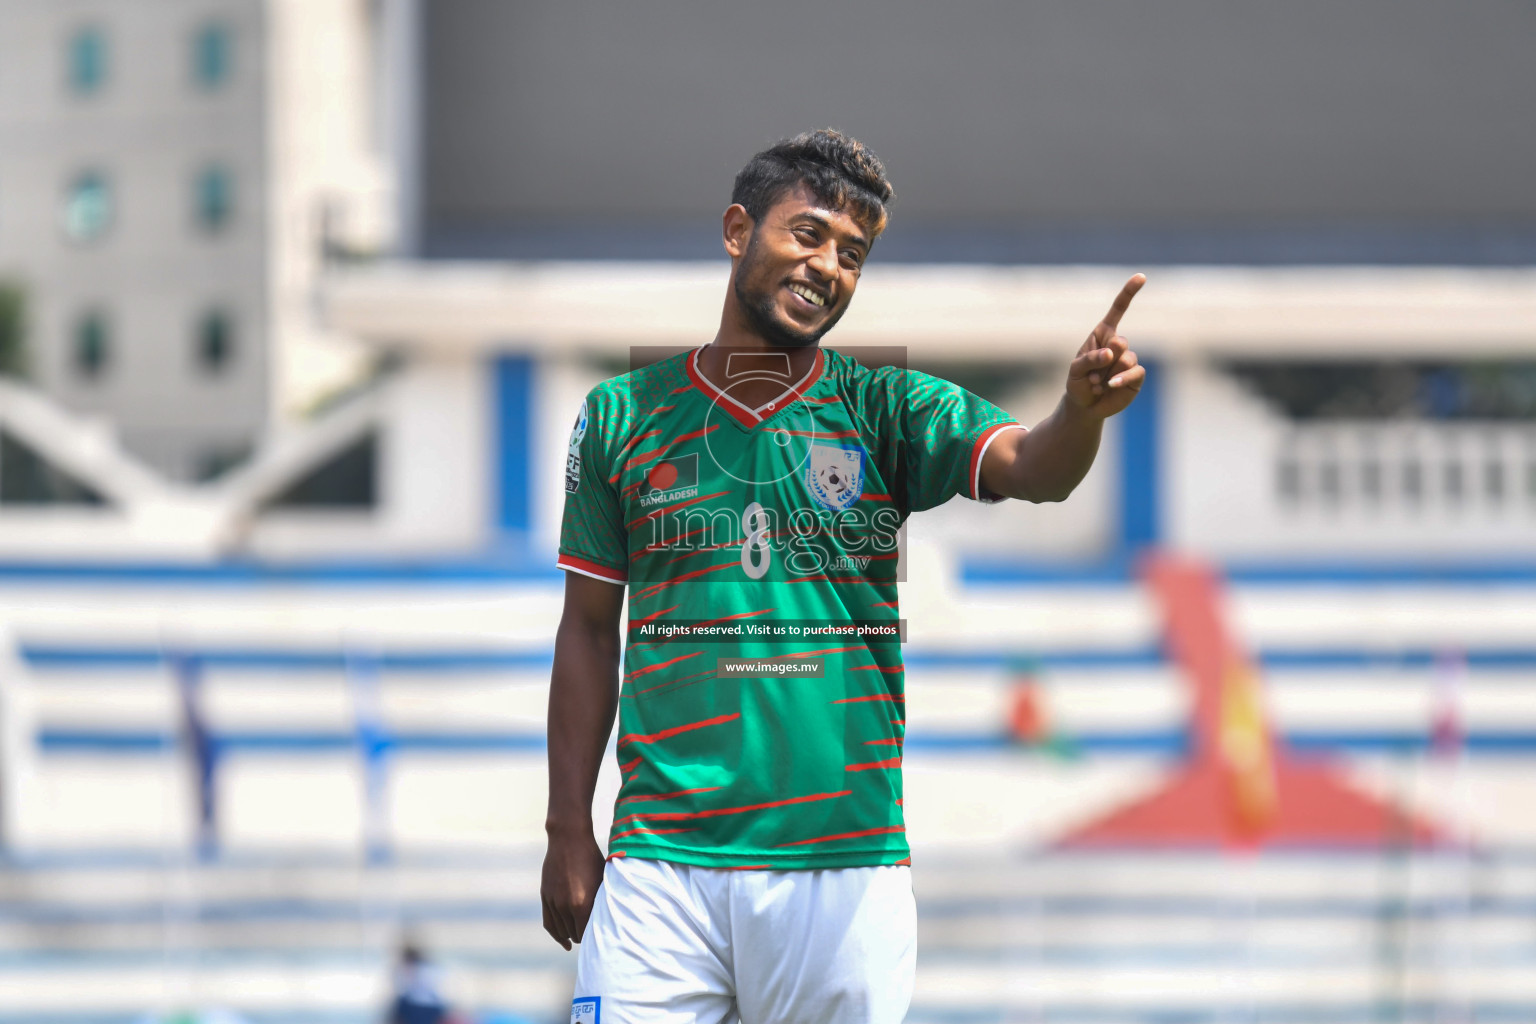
<box><xmin>1065</xmin><ymin>274</ymin><xmax>1146</xmax><ymax>420</ymax></box>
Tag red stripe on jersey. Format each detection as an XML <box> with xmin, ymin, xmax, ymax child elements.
<box><xmin>556</xmin><ymin>555</ymin><xmax>628</xmax><ymax>583</ymax></box>
<box><xmin>626</xmin><ymin>490</ymin><xmax>732</xmax><ymax>530</ymax></box>
<box><xmin>615</xmin><ymin>786</ymin><xmax>723</xmax><ymax>806</ymax></box>
<box><xmin>612</xmin><ymin>789</ymin><xmax>851</xmax><ymax>828</ymax></box>
<box><xmin>650</xmin><ymin>404</ymin><xmax>677</xmax><ymax>414</ymax></box>
<box><xmin>620</xmin><ymin>443</ymin><xmax>672</xmax><ymax>474</ymax></box>
<box><xmin>850</xmin><ymin>664</ymin><xmax>904</xmax><ymax>674</ymax></box>
<box><xmin>863</xmin><ymin>738</ymin><xmax>903</xmax><ymax>746</ymax></box>
<box><xmin>845</xmin><ymin>757</ymin><xmax>902</xmax><ymax>772</ymax></box>
<box><xmin>630</xmin><ymin>557</ymin><xmax>740</xmax><ymax>598</ymax></box>
<box><xmin>629</xmin><ymin>604</ymin><xmax>680</xmax><ymax>626</ymax></box>
<box><xmin>775</xmin><ymin>825</ymin><xmax>905</xmax><ymax>848</ymax></box>
<box><xmin>617</xmin><ymin>711</ymin><xmax>740</xmax><ymax>748</ymax></box>
<box><xmin>724</xmin><ymin>864</ymin><xmax>773</xmax><ymax>870</ymax></box>
<box><xmin>623</xmin><ymin>425</ymin><xmax>721</xmax><ymax>473</ymax></box>
<box><xmin>670</xmin><ymin>384</ymin><xmax>691</xmax><ymax>394</ymax></box>
<box><xmin>610</xmin><ymin>826</ymin><xmax>698</xmax><ymax>840</ymax></box>
<box><xmin>667</xmin><ymin>608</ymin><xmax>775</xmax><ymax>631</ymax></box>
<box><xmin>871</xmin><ymin>601</ymin><xmax>900</xmax><ymax>608</ymax></box>
<box><xmin>617</xmin><ymin>428</ymin><xmax>663</xmax><ymax>456</ymax></box>
<box><xmin>831</xmin><ymin>694</ymin><xmax>904</xmax><ymax>704</ymax></box>
<box><xmin>894</xmin><ymin>857</ymin><xmax>912</xmax><ymax>866</ymax></box>
<box><xmin>629</xmin><ymin>665</ymin><xmax>719</xmax><ymax>698</ymax></box>
<box><xmin>661</xmin><ymin>539</ymin><xmax>741</xmax><ymax>565</ymax></box>
<box><xmin>798</xmin><ymin>394</ymin><xmax>844</xmax><ymax>404</ymax></box>
<box><xmin>667</xmin><ymin>424</ymin><xmax>719</xmax><ymax>449</ymax></box>
<box><xmin>624</xmin><ymin>651</ymin><xmax>701</xmax><ymax>681</ymax></box>
<box><xmin>618</xmin><ymin>756</ymin><xmax>642</xmax><ymax>773</ymax></box>
<box><xmin>770</xmin><ymin>646</ymin><xmax>863</xmax><ymax>659</ymax></box>
<box><xmin>862</xmin><ymin>492</ymin><xmax>891</xmax><ymax>501</ymax></box>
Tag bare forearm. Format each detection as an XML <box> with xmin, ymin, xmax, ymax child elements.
<box><xmin>545</xmin><ymin>614</ymin><xmax>621</xmax><ymax>837</ymax></box>
<box><xmin>993</xmin><ymin>396</ymin><xmax>1104</xmax><ymax>502</ymax></box>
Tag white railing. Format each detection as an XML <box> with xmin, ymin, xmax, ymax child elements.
<box><xmin>1275</xmin><ymin>421</ymin><xmax>1536</xmax><ymax>517</ymax></box>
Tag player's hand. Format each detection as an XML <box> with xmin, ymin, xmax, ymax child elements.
<box><xmin>541</xmin><ymin>829</ymin><xmax>606</xmax><ymax>950</ymax></box>
<box><xmin>1065</xmin><ymin>274</ymin><xmax>1146</xmax><ymax>420</ymax></box>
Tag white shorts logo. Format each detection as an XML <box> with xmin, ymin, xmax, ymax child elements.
<box><xmin>572</xmin><ymin>996</ymin><xmax>600</xmax><ymax>1024</ymax></box>
<box><xmin>805</xmin><ymin>443</ymin><xmax>866</xmax><ymax>511</ymax></box>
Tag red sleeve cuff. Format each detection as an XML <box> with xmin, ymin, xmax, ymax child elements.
<box><xmin>968</xmin><ymin>423</ymin><xmax>1028</xmax><ymax>502</ymax></box>
<box><xmin>557</xmin><ymin>554</ymin><xmax>628</xmax><ymax>584</ymax></box>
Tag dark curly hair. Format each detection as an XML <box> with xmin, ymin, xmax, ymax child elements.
<box><xmin>731</xmin><ymin>128</ymin><xmax>895</xmax><ymax>236</ymax></box>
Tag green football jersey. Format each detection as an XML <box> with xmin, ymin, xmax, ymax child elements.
<box><xmin>558</xmin><ymin>346</ymin><xmax>1022</xmax><ymax>868</ymax></box>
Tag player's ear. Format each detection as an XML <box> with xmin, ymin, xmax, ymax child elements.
<box><xmin>723</xmin><ymin>204</ymin><xmax>753</xmax><ymax>259</ymax></box>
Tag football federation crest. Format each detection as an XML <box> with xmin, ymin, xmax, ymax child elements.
<box><xmin>638</xmin><ymin>451</ymin><xmax>700</xmax><ymax>506</ymax></box>
<box><xmin>805</xmin><ymin>443</ymin><xmax>866</xmax><ymax>511</ymax></box>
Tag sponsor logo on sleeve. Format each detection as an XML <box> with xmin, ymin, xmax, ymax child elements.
<box><xmin>805</xmin><ymin>443</ymin><xmax>866</xmax><ymax>511</ymax></box>
<box><xmin>565</xmin><ymin>402</ymin><xmax>589</xmax><ymax>493</ymax></box>
<box><xmin>572</xmin><ymin>997</ymin><xmax>601</xmax><ymax>1024</ymax></box>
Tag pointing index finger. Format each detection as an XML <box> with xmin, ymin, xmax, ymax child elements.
<box><xmin>1101</xmin><ymin>273</ymin><xmax>1146</xmax><ymax>331</ymax></box>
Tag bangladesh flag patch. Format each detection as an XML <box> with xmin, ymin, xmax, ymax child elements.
<box><xmin>638</xmin><ymin>452</ymin><xmax>699</xmax><ymax>506</ymax></box>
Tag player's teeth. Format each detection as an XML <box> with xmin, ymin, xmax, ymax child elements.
<box><xmin>792</xmin><ymin>285</ymin><xmax>825</xmax><ymax>306</ymax></box>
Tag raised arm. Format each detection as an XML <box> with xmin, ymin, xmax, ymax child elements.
<box><xmin>982</xmin><ymin>274</ymin><xmax>1146</xmax><ymax>502</ymax></box>
<box><xmin>540</xmin><ymin>570</ymin><xmax>625</xmax><ymax>950</ymax></box>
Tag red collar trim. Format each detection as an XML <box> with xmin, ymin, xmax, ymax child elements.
<box><xmin>685</xmin><ymin>347</ymin><xmax>825</xmax><ymax>429</ymax></box>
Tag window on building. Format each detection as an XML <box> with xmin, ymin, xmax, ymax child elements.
<box><xmin>194</xmin><ymin>165</ymin><xmax>233</xmax><ymax>232</ymax></box>
<box><xmin>195</xmin><ymin>309</ymin><xmax>234</xmax><ymax>373</ymax></box>
<box><xmin>264</xmin><ymin>433</ymin><xmax>379</xmax><ymax>509</ymax></box>
<box><xmin>63</xmin><ymin>171</ymin><xmax>113</xmax><ymax>243</ymax></box>
<box><xmin>192</xmin><ymin>22</ymin><xmax>232</xmax><ymax>89</ymax></box>
<box><xmin>73</xmin><ymin>310</ymin><xmax>110</xmax><ymax>380</ymax></box>
<box><xmin>0</xmin><ymin>430</ymin><xmax>107</xmax><ymax>505</ymax></box>
<box><xmin>195</xmin><ymin>441</ymin><xmax>251</xmax><ymax>482</ymax></box>
<box><xmin>68</xmin><ymin>26</ymin><xmax>108</xmax><ymax>95</ymax></box>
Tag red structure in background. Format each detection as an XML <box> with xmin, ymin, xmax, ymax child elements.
<box><xmin>1061</xmin><ymin>553</ymin><xmax>1445</xmax><ymax>850</ymax></box>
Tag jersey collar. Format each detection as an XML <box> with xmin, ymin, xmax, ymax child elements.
<box><xmin>685</xmin><ymin>347</ymin><xmax>825</xmax><ymax>429</ymax></box>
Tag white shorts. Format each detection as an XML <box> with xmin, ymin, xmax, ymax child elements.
<box><xmin>571</xmin><ymin>856</ymin><xmax>916</xmax><ymax>1024</ymax></box>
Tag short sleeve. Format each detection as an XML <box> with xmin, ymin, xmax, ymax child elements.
<box><xmin>556</xmin><ymin>392</ymin><xmax>629</xmax><ymax>584</ymax></box>
<box><xmin>876</xmin><ymin>369</ymin><xmax>1024</xmax><ymax>513</ymax></box>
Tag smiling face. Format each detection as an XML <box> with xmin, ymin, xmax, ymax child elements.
<box><xmin>726</xmin><ymin>184</ymin><xmax>880</xmax><ymax>349</ymax></box>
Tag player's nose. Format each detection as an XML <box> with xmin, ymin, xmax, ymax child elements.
<box><xmin>806</xmin><ymin>242</ymin><xmax>838</xmax><ymax>281</ymax></box>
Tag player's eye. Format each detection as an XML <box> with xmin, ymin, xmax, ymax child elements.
<box><xmin>794</xmin><ymin>227</ymin><xmax>819</xmax><ymax>244</ymax></box>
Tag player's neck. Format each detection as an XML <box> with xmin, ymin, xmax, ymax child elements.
<box><xmin>698</xmin><ymin>326</ymin><xmax>820</xmax><ymax>410</ymax></box>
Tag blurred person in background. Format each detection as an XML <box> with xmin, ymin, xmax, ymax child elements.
<box><xmin>542</xmin><ymin>128</ymin><xmax>1147</xmax><ymax>1023</ymax></box>
<box><xmin>386</xmin><ymin>941</ymin><xmax>451</xmax><ymax>1024</ymax></box>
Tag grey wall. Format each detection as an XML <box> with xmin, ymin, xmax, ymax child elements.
<box><xmin>423</xmin><ymin>0</ymin><xmax>1536</xmax><ymax>250</ymax></box>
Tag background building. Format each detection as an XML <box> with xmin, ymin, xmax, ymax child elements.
<box><xmin>0</xmin><ymin>0</ymin><xmax>394</xmax><ymax>481</ymax></box>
